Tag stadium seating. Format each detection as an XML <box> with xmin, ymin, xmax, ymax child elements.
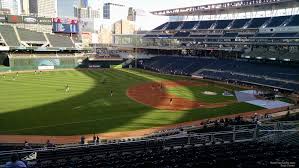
<box><xmin>286</xmin><ymin>15</ymin><xmax>299</xmax><ymax>26</ymax></box>
<box><xmin>47</xmin><ymin>34</ymin><xmax>75</xmax><ymax>48</ymax></box>
<box><xmin>17</xmin><ymin>28</ymin><xmax>47</xmax><ymax>43</ymax></box>
<box><xmin>230</xmin><ymin>19</ymin><xmax>250</xmax><ymax>29</ymax></box>
<box><xmin>150</xmin><ymin>15</ymin><xmax>299</xmax><ymax>34</ymax></box>
<box><xmin>13</xmin><ymin>141</ymin><xmax>299</xmax><ymax>168</ymax></box>
<box><xmin>174</xmin><ymin>31</ymin><xmax>190</xmax><ymax>37</ymax></box>
<box><xmin>138</xmin><ymin>56</ymin><xmax>299</xmax><ymax>91</ymax></box>
<box><xmin>181</xmin><ymin>21</ymin><xmax>199</xmax><ymax>30</ymax></box>
<box><xmin>246</xmin><ymin>17</ymin><xmax>270</xmax><ymax>28</ymax></box>
<box><xmin>0</xmin><ymin>25</ymin><xmax>21</xmax><ymax>46</ymax></box>
<box><xmin>153</xmin><ymin>22</ymin><xmax>169</xmax><ymax>30</ymax></box>
<box><xmin>197</xmin><ymin>20</ymin><xmax>215</xmax><ymax>29</ymax></box>
<box><xmin>214</xmin><ymin>20</ymin><xmax>233</xmax><ymax>29</ymax></box>
<box><xmin>266</xmin><ymin>16</ymin><xmax>290</xmax><ymax>27</ymax></box>
<box><xmin>165</xmin><ymin>21</ymin><xmax>182</xmax><ymax>30</ymax></box>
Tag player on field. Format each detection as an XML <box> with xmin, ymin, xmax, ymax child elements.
<box><xmin>110</xmin><ymin>90</ymin><xmax>113</xmax><ymax>96</ymax></box>
<box><xmin>16</xmin><ymin>72</ymin><xmax>19</xmax><ymax>77</ymax></box>
<box><xmin>65</xmin><ymin>84</ymin><xmax>70</xmax><ymax>92</ymax></box>
<box><xmin>169</xmin><ymin>98</ymin><xmax>173</xmax><ymax>105</ymax></box>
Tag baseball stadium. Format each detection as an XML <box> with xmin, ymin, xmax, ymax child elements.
<box><xmin>0</xmin><ymin>0</ymin><xmax>299</xmax><ymax>167</ymax></box>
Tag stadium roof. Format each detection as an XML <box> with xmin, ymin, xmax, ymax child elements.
<box><xmin>151</xmin><ymin>0</ymin><xmax>297</xmax><ymax>16</ymax></box>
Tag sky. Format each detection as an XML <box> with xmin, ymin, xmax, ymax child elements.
<box><xmin>126</xmin><ymin>0</ymin><xmax>236</xmax><ymax>11</ymax></box>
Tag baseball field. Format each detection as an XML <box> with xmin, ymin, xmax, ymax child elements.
<box><xmin>0</xmin><ymin>68</ymin><xmax>263</xmax><ymax>136</ymax></box>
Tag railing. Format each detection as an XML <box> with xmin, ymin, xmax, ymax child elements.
<box><xmin>0</xmin><ymin>121</ymin><xmax>298</xmax><ymax>165</ymax></box>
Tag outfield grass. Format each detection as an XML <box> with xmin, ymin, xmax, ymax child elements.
<box><xmin>0</xmin><ymin>69</ymin><xmax>263</xmax><ymax>135</ymax></box>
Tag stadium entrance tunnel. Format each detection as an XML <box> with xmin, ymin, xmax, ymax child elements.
<box><xmin>0</xmin><ymin>68</ymin><xmax>199</xmax><ymax>138</ymax></box>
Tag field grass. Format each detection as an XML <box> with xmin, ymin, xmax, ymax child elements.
<box><xmin>167</xmin><ymin>85</ymin><xmax>236</xmax><ymax>103</ymax></box>
<box><xmin>0</xmin><ymin>69</ymin><xmax>263</xmax><ymax>136</ymax></box>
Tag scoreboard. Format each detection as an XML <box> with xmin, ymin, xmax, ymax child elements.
<box><xmin>52</xmin><ymin>18</ymin><xmax>79</xmax><ymax>34</ymax></box>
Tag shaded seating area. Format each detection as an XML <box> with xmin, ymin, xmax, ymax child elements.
<box><xmin>47</xmin><ymin>34</ymin><xmax>75</xmax><ymax>48</ymax></box>
<box><xmin>20</xmin><ymin>141</ymin><xmax>299</xmax><ymax>168</ymax></box>
<box><xmin>138</xmin><ymin>56</ymin><xmax>299</xmax><ymax>91</ymax></box>
<box><xmin>17</xmin><ymin>28</ymin><xmax>47</xmax><ymax>43</ymax></box>
<box><xmin>0</xmin><ymin>25</ymin><xmax>21</xmax><ymax>46</ymax></box>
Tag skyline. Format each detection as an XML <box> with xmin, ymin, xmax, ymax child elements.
<box><xmin>127</xmin><ymin>0</ymin><xmax>236</xmax><ymax>11</ymax></box>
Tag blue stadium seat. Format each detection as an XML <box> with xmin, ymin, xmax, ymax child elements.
<box><xmin>153</xmin><ymin>22</ymin><xmax>169</xmax><ymax>30</ymax></box>
<box><xmin>165</xmin><ymin>22</ymin><xmax>183</xmax><ymax>30</ymax></box>
<box><xmin>247</xmin><ymin>17</ymin><xmax>270</xmax><ymax>28</ymax></box>
<box><xmin>266</xmin><ymin>16</ymin><xmax>290</xmax><ymax>27</ymax></box>
<box><xmin>223</xmin><ymin>33</ymin><xmax>238</xmax><ymax>37</ymax></box>
<box><xmin>286</xmin><ymin>15</ymin><xmax>299</xmax><ymax>26</ymax></box>
<box><xmin>174</xmin><ymin>31</ymin><xmax>190</xmax><ymax>37</ymax></box>
<box><xmin>181</xmin><ymin>21</ymin><xmax>199</xmax><ymax>30</ymax></box>
<box><xmin>197</xmin><ymin>21</ymin><xmax>215</xmax><ymax>29</ymax></box>
<box><xmin>214</xmin><ymin>20</ymin><xmax>233</xmax><ymax>29</ymax></box>
<box><xmin>272</xmin><ymin>33</ymin><xmax>297</xmax><ymax>37</ymax></box>
<box><xmin>230</xmin><ymin>19</ymin><xmax>250</xmax><ymax>29</ymax></box>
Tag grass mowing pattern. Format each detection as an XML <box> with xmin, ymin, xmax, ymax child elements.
<box><xmin>0</xmin><ymin>69</ymin><xmax>263</xmax><ymax>135</ymax></box>
<box><xmin>166</xmin><ymin>85</ymin><xmax>236</xmax><ymax>103</ymax></box>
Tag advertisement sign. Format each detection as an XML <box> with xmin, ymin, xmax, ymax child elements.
<box><xmin>0</xmin><ymin>15</ymin><xmax>51</xmax><ymax>25</ymax></box>
<box><xmin>38</xmin><ymin>66</ymin><xmax>55</xmax><ymax>70</ymax></box>
<box><xmin>7</xmin><ymin>15</ymin><xmax>22</xmax><ymax>23</ymax></box>
<box><xmin>0</xmin><ymin>15</ymin><xmax>7</xmax><ymax>22</ymax></box>
<box><xmin>23</xmin><ymin>16</ymin><xmax>38</xmax><ymax>24</ymax></box>
<box><xmin>38</xmin><ymin>17</ymin><xmax>52</xmax><ymax>25</ymax></box>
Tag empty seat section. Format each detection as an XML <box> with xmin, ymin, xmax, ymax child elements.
<box><xmin>286</xmin><ymin>15</ymin><xmax>299</xmax><ymax>26</ymax></box>
<box><xmin>0</xmin><ymin>25</ymin><xmax>20</xmax><ymax>46</ymax></box>
<box><xmin>181</xmin><ymin>21</ymin><xmax>199</xmax><ymax>29</ymax></box>
<box><xmin>197</xmin><ymin>21</ymin><xmax>215</xmax><ymax>29</ymax></box>
<box><xmin>230</xmin><ymin>19</ymin><xmax>250</xmax><ymax>29</ymax></box>
<box><xmin>214</xmin><ymin>20</ymin><xmax>232</xmax><ymax>29</ymax></box>
<box><xmin>47</xmin><ymin>34</ymin><xmax>74</xmax><ymax>47</ymax></box>
<box><xmin>247</xmin><ymin>17</ymin><xmax>270</xmax><ymax>28</ymax></box>
<box><xmin>165</xmin><ymin>22</ymin><xmax>182</xmax><ymax>30</ymax></box>
<box><xmin>266</xmin><ymin>16</ymin><xmax>290</xmax><ymax>27</ymax></box>
<box><xmin>255</xmin><ymin>33</ymin><xmax>273</xmax><ymax>37</ymax></box>
<box><xmin>17</xmin><ymin>28</ymin><xmax>46</xmax><ymax>42</ymax></box>
<box><xmin>207</xmin><ymin>34</ymin><xmax>222</xmax><ymax>38</ymax></box>
<box><xmin>158</xmin><ymin>34</ymin><xmax>172</xmax><ymax>38</ymax></box>
<box><xmin>174</xmin><ymin>31</ymin><xmax>190</xmax><ymax>37</ymax></box>
<box><xmin>223</xmin><ymin>33</ymin><xmax>238</xmax><ymax>37</ymax></box>
<box><xmin>144</xmin><ymin>34</ymin><xmax>158</xmax><ymax>38</ymax></box>
<box><xmin>189</xmin><ymin>34</ymin><xmax>206</xmax><ymax>38</ymax></box>
<box><xmin>153</xmin><ymin>22</ymin><xmax>169</xmax><ymax>30</ymax></box>
<box><xmin>272</xmin><ymin>33</ymin><xmax>297</xmax><ymax>37</ymax></box>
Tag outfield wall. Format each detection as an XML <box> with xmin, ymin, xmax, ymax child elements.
<box><xmin>9</xmin><ymin>57</ymin><xmax>88</xmax><ymax>71</ymax></box>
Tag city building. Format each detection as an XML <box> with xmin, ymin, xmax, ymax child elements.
<box><xmin>74</xmin><ymin>7</ymin><xmax>101</xmax><ymax>18</ymax></box>
<box><xmin>103</xmin><ymin>2</ymin><xmax>128</xmax><ymax>22</ymax></box>
<box><xmin>37</xmin><ymin>0</ymin><xmax>76</xmax><ymax>18</ymax></box>
<box><xmin>0</xmin><ymin>0</ymin><xmax>20</xmax><ymax>15</ymax></box>
<box><xmin>29</xmin><ymin>0</ymin><xmax>37</xmax><ymax>14</ymax></box>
